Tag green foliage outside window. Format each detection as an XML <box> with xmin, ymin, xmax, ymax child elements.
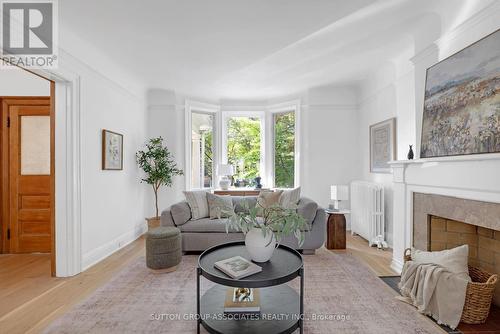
<box><xmin>274</xmin><ymin>112</ymin><xmax>295</xmax><ymax>188</ymax></box>
<box><xmin>203</xmin><ymin>130</ymin><xmax>213</xmax><ymax>187</ymax></box>
<box><xmin>227</xmin><ymin>117</ymin><xmax>261</xmax><ymax>182</ymax></box>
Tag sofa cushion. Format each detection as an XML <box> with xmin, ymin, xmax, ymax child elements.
<box><xmin>411</xmin><ymin>245</ymin><xmax>470</xmax><ymax>280</ymax></box>
<box><xmin>297</xmin><ymin>197</ymin><xmax>318</xmax><ymax>225</ymax></box>
<box><xmin>207</xmin><ymin>193</ymin><xmax>234</xmax><ymax>219</ymax></box>
<box><xmin>170</xmin><ymin>201</ymin><xmax>191</xmax><ymax>226</ymax></box>
<box><xmin>256</xmin><ymin>190</ymin><xmax>283</xmax><ymax>216</ymax></box>
<box><xmin>178</xmin><ymin>218</ymin><xmax>240</xmax><ymax>233</ymax></box>
<box><xmin>279</xmin><ymin>187</ymin><xmax>301</xmax><ymax>209</ymax></box>
<box><xmin>232</xmin><ymin>196</ymin><xmax>257</xmax><ymax>213</ymax></box>
<box><xmin>183</xmin><ymin>190</ymin><xmax>209</xmax><ymax>220</ymax></box>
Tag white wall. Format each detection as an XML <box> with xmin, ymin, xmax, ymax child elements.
<box><xmin>0</xmin><ymin>67</ymin><xmax>50</xmax><ymax>95</ymax></box>
<box><xmin>69</xmin><ymin>52</ymin><xmax>147</xmax><ymax>269</ymax></box>
<box><xmin>357</xmin><ymin>58</ymin><xmax>415</xmax><ymax>247</ymax></box>
<box><xmin>146</xmin><ymin>86</ymin><xmax>361</xmax><ymax>229</ymax></box>
<box><xmin>301</xmin><ymin>86</ymin><xmax>360</xmax><ymax>215</ymax></box>
<box><xmin>357</xmin><ymin>2</ymin><xmax>500</xmax><ymax>248</ymax></box>
<box><xmin>146</xmin><ymin>89</ymin><xmax>186</xmax><ymax>217</ymax></box>
<box><xmin>0</xmin><ymin>54</ymin><xmax>148</xmax><ymax>272</ymax></box>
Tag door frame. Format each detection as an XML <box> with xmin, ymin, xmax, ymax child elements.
<box><xmin>5</xmin><ymin>65</ymin><xmax>83</xmax><ymax>277</ymax></box>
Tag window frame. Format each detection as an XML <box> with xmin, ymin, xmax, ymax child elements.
<box><xmin>185</xmin><ymin>100</ymin><xmax>221</xmax><ymax>190</ymax></box>
<box><xmin>268</xmin><ymin>100</ymin><xmax>301</xmax><ymax>189</ymax></box>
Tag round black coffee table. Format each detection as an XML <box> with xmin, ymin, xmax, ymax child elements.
<box><xmin>196</xmin><ymin>241</ymin><xmax>304</xmax><ymax>334</ymax></box>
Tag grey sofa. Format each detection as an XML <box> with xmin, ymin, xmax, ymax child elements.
<box><xmin>160</xmin><ymin>196</ymin><xmax>326</xmax><ymax>254</ymax></box>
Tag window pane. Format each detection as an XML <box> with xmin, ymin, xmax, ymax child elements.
<box><xmin>274</xmin><ymin>112</ymin><xmax>295</xmax><ymax>188</ymax></box>
<box><xmin>191</xmin><ymin>112</ymin><xmax>214</xmax><ymax>188</ymax></box>
<box><xmin>21</xmin><ymin>116</ymin><xmax>51</xmax><ymax>175</ymax></box>
<box><xmin>227</xmin><ymin>117</ymin><xmax>261</xmax><ymax>186</ymax></box>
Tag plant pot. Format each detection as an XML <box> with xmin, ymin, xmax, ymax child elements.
<box><xmin>245</xmin><ymin>227</ymin><xmax>276</xmax><ymax>262</ymax></box>
<box><xmin>146</xmin><ymin>217</ymin><xmax>161</xmax><ymax>230</ymax></box>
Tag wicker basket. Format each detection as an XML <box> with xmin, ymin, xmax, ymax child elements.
<box><xmin>403</xmin><ymin>248</ymin><xmax>498</xmax><ymax>324</ymax></box>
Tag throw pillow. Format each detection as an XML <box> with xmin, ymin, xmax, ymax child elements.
<box><xmin>256</xmin><ymin>190</ymin><xmax>283</xmax><ymax>216</ymax></box>
<box><xmin>183</xmin><ymin>190</ymin><xmax>209</xmax><ymax>220</ymax></box>
<box><xmin>279</xmin><ymin>187</ymin><xmax>301</xmax><ymax>209</ymax></box>
<box><xmin>207</xmin><ymin>193</ymin><xmax>234</xmax><ymax>219</ymax></box>
<box><xmin>411</xmin><ymin>245</ymin><xmax>470</xmax><ymax>280</ymax></box>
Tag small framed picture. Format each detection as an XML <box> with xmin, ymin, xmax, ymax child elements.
<box><xmin>370</xmin><ymin>118</ymin><xmax>396</xmax><ymax>174</ymax></box>
<box><xmin>102</xmin><ymin>129</ymin><xmax>123</xmax><ymax>170</ymax></box>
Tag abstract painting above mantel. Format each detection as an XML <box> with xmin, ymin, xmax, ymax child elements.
<box><xmin>421</xmin><ymin>28</ymin><xmax>500</xmax><ymax>158</ymax></box>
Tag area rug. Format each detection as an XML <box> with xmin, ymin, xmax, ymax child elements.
<box><xmin>44</xmin><ymin>248</ymin><xmax>444</xmax><ymax>334</ymax></box>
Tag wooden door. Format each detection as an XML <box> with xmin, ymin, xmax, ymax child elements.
<box><xmin>5</xmin><ymin>100</ymin><xmax>52</xmax><ymax>253</ymax></box>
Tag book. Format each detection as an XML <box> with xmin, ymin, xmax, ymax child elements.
<box><xmin>224</xmin><ymin>288</ymin><xmax>260</xmax><ymax>314</ymax></box>
<box><xmin>214</xmin><ymin>256</ymin><xmax>262</xmax><ymax>279</ymax></box>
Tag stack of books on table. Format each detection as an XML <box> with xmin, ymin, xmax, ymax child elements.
<box><xmin>223</xmin><ymin>288</ymin><xmax>260</xmax><ymax>315</ymax></box>
<box><xmin>214</xmin><ymin>256</ymin><xmax>262</xmax><ymax>279</ymax></box>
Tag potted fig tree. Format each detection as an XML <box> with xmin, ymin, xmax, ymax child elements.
<box><xmin>136</xmin><ymin>137</ymin><xmax>183</xmax><ymax>230</ymax></box>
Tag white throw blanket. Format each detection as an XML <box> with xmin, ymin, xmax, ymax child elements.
<box><xmin>398</xmin><ymin>260</ymin><xmax>468</xmax><ymax>329</ymax></box>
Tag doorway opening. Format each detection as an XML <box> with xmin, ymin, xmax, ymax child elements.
<box><xmin>0</xmin><ymin>68</ymin><xmax>55</xmax><ymax>276</ymax></box>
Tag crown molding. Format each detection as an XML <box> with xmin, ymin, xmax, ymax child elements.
<box><xmin>410</xmin><ymin>1</ymin><xmax>500</xmax><ymax>66</ymax></box>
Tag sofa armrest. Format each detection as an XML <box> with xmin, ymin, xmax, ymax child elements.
<box><xmin>160</xmin><ymin>209</ymin><xmax>176</xmax><ymax>227</ymax></box>
<box><xmin>297</xmin><ymin>197</ymin><xmax>318</xmax><ymax>226</ymax></box>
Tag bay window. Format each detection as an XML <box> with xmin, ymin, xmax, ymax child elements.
<box><xmin>186</xmin><ymin>100</ymin><xmax>299</xmax><ymax>190</ymax></box>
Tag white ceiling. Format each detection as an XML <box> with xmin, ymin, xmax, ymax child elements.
<box><xmin>59</xmin><ymin>0</ymin><xmax>494</xmax><ymax>100</ymax></box>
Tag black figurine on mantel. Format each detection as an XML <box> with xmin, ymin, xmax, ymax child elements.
<box><xmin>407</xmin><ymin>145</ymin><xmax>414</xmax><ymax>160</ymax></box>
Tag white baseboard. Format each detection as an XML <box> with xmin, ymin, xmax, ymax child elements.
<box><xmin>390</xmin><ymin>258</ymin><xmax>403</xmax><ymax>274</ymax></box>
<box><xmin>82</xmin><ymin>222</ymin><xmax>147</xmax><ymax>271</ymax></box>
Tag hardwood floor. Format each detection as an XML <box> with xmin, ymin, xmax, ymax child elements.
<box><xmin>0</xmin><ymin>232</ymin><xmax>396</xmax><ymax>333</ymax></box>
<box><xmin>331</xmin><ymin>231</ymin><xmax>397</xmax><ymax>277</ymax></box>
<box><xmin>5</xmin><ymin>232</ymin><xmax>496</xmax><ymax>334</ymax></box>
<box><xmin>0</xmin><ymin>237</ymin><xmax>145</xmax><ymax>334</ymax></box>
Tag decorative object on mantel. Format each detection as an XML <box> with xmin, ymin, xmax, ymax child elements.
<box><xmin>136</xmin><ymin>137</ymin><xmax>183</xmax><ymax>230</ymax></box>
<box><xmin>370</xmin><ymin>118</ymin><xmax>396</xmax><ymax>173</ymax></box>
<box><xmin>407</xmin><ymin>145</ymin><xmax>414</xmax><ymax>160</ymax></box>
<box><xmin>102</xmin><ymin>129</ymin><xmax>123</xmax><ymax>170</ymax></box>
<box><xmin>330</xmin><ymin>185</ymin><xmax>349</xmax><ymax>210</ymax></box>
<box><xmin>217</xmin><ymin>164</ymin><xmax>234</xmax><ymax>190</ymax></box>
<box><xmin>404</xmin><ymin>248</ymin><xmax>498</xmax><ymax>325</ymax></box>
<box><xmin>224</xmin><ymin>202</ymin><xmax>308</xmax><ymax>262</ymax></box>
<box><xmin>421</xmin><ymin>28</ymin><xmax>500</xmax><ymax>158</ymax></box>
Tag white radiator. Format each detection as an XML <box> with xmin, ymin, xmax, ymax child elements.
<box><xmin>350</xmin><ymin>181</ymin><xmax>385</xmax><ymax>247</ymax></box>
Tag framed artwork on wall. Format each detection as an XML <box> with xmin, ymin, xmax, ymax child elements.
<box><xmin>102</xmin><ymin>129</ymin><xmax>123</xmax><ymax>170</ymax></box>
<box><xmin>421</xmin><ymin>28</ymin><xmax>500</xmax><ymax>158</ymax></box>
<box><xmin>370</xmin><ymin>118</ymin><xmax>396</xmax><ymax>174</ymax></box>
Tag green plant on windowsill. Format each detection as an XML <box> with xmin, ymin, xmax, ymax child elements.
<box><xmin>223</xmin><ymin>201</ymin><xmax>309</xmax><ymax>262</ymax></box>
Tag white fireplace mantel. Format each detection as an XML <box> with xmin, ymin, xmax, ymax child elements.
<box><xmin>388</xmin><ymin>155</ymin><xmax>500</xmax><ymax>273</ymax></box>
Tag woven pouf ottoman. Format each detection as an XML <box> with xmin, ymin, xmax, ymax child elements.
<box><xmin>146</xmin><ymin>226</ymin><xmax>182</xmax><ymax>272</ymax></box>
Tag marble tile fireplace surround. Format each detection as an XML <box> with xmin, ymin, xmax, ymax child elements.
<box><xmin>390</xmin><ymin>155</ymin><xmax>500</xmax><ymax>302</ymax></box>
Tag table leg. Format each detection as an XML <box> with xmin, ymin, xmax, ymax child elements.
<box><xmin>299</xmin><ymin>266</ymin><xmax>304</xmax><ymax>334</ymax></box>
<box><xmin>196</xmin><ymin>267</ymin><xmax>201</xmax><ymax>334</ymax></box>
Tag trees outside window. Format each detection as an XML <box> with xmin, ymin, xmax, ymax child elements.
<box><xmin>226</xmin><ymin>117</ymin><xmax>261</xmax><ymax>185</ymax></box>
<box><xmin>274</xmin><ymin>112</ymin><xmax>295</xmax><ymax>188</ymax></box>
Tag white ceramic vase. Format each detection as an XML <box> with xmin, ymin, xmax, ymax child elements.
<box><xmin>245</xmin><ymin>227</ymin><xmax>276</xmax><ymax>262</ymax></box>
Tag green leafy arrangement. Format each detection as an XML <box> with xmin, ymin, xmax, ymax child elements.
<box><xmin>224</xmin><ymin>201</ymin><xmax>309</xmax><ymax>247</ymax></box>
<box><xmin>136</xmin><ymin>137</ymin><xmax>183</xmax><ymax>218</ymax></box>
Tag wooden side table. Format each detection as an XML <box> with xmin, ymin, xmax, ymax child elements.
<box><xmin>325</xmin><ymin>210</ymin><xmax>349</xmax><ymax>250</ymax></box>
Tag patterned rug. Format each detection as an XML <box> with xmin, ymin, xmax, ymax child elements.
<box><xmin>45</xmin><ymin>248</ymin><xmax>444</xmax><ymax>333</ymax></box>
